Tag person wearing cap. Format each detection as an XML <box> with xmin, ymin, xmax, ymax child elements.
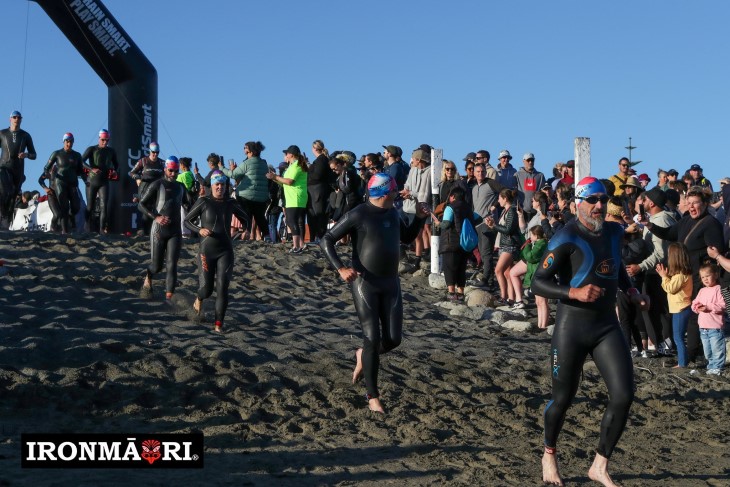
<box><xmin>666</xmin><ymin>168</ymin><xmax>679</xmax><ymax>184</ymax></box>
<box><xmin>138</xmin><ymin>156</ymin><xmax>189</xmax><ymax>301</ymax></box>
<box><xmin>495</xmin><ymin>150</ymin><xmax>517</xmax><ymax>189</ymax></box>
<box><xmin>320</xmin><ymin>173</ymin><xmax>429</xmax><ymax>414</ymax></box>
<box><xmin>184</xmin><ymin>170</ymin><xmax>249</xmax><ymax>333</ymax></box>
<box><xmin>462</xmin><ymin>152</ymin><xmax>477</xmax><ymax>189</ymax></box>
<box><xmin>656</xmin><ymin>169</ymin><xmax>669</xmax><ymax>191</ymax></box>
<box><xmin>636</xmin><ymin>173</ymin><xmax>651</xmax><ymax>190</ymax></box>
<box><xmin>194</xmin><ymin>153</ymin><xmax>229</xmax><ymax>198</ymax></box>
<box><xmin>401</xmin><ymin>148</ymin><xmax>433</xmax><ymax>266</ymax></box>
<box><xmin>643</xmin><ymin>186</ymin><xmax>725</xmax><ymax>366</ymax></box>
<box><xmin>532</xmin><ymin>177</ymin><xmax>649</xmax><ymax>487</ymax></box>
<box><xmin>38</xmin><ymin>133</ymin><xmax>83</xmax><ymax>234</ymax></box>
<box><xmin>515</xmin><ymin>152</ymin><xmax>545</xmax><ymax>220</ymax></box>
<box><xmin>0</xmin><ymin>110</ymin><xmax>36</xmax><ymax>229</ymax></box>
<box><xmin>266</xmin><ymin>145</ymin><xmax>308</xmax><ymax>253</ymax></box>
<box><xmin>608</xmin><ymin>157</ymin><xmax>631</xmax><ymax>196</ymax></box>
<box><xmin>625</xmin><ymin>188</ymin><xmax>677</xmax><ymax>356</ymax></box>
<box><xmin>129</xmin><ymin>142</ymin><xmax>164</xmax><ymax>235</ymax></box>
<box><xmin>687</xmin><ymin>164</ymin><xmax>713</xmax><ymax>191</ymax></box>
<box><xmin>383</xmin><ymin>145</ymin><xmax>409</xmax><ymax>194</ymax></box>
<box><xmin>619</xmin><ymin>176</ymin><xmax>643</xmax><ymax>216</ymax></box>
<box><xmin>560</xmin><ymin>160</ymin><xmax>575</xmax><ymax>187</ymax></box>
<box><xmin>220</xmin><ymin>141</ymin><xmax>271</xmax><ymax>241</ymax></box>
<box><xmin>81</xmin><ymin>129</ymin><xmax>120</xmax><ymax>233</ymax></box>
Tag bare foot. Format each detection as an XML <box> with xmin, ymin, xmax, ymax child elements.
<box><xmin>193</xmin><ymin>297</ymin><xmax>202</xmax><ymax>315</ymax></box>
<box><xmin>588</xmin><ymin>453</ymin><xmax>620</xmax><ymax>487</ymax></box>
<box><xmin>542</xmin><ymin>452</ymin><xmax>564</xmax><ymax>486</ymax></box>
<box><xmin>165</xmin><ymin>292</ymin><xmax>173</xmax><ymax>300</ymax></box>
<box><xmin>368</xmin><ymin>397</ymin><xmax>384</xmax><ymax>414</ymax></box>
<box><xmin>142</xmin><ymin>274</ymin><xmax>152</xmax><ymax>290</ymax></box>
<box><xmin>214</xmin><ymin>321</ymin><xmax>222</xmax><ymax>333</ymax></box>
<box><xmin>352</xmin><ymin>348</ymin><xmax>363</xmax><ymax>384</ymax></box>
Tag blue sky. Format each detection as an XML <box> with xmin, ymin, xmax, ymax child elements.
<box><xmin>3</xmin><ymin>0</ymin><xmax>729</xmax><ymax>193</ymax></box>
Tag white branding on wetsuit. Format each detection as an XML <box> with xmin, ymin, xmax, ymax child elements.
<box><xmin>69</xmin><ymin>0</ymin><xmax>131</xmax><ymax>56</ymax></box>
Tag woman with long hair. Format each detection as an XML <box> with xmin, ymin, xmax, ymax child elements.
<box><xmin>221</xmin><ymin>141</ymin><xmax>270</xmax><ymax>241</ymax></box>
<box><xmin>307</xmin><ymin>139</ymin><xmax>333</xmax><ymax>243</ymax></box>
<box><xmin>486</xmin><ymin>188</ymin><xmax>522</xmax><ymax>305</ymax></box>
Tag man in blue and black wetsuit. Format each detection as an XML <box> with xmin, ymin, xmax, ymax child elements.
<box><xmin>81</xmin><ymin>129</ymin><xmax>119</xmax><ymax>233</ymax></box>
<box><xmin>0</xmin><ymin>110</ymin><xmax>36</xmax><ymax>229</ymax></box>
<box><xmin>39</xmin><ymin>133</ymin><xmax>83</xmax><ymax>233</ymax></box>
<box><xmin>532</xmin><ymin>177</ymin><xmax>649</xmax><ymax>487</ymax></box>
<box><xmin>320</xmin><ymin>173</ymin><xmax>429</xmax><ymax>414</ymax></box>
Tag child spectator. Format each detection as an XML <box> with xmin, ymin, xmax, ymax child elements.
<box><xmin>656</xmin><ymin>243</ymin><xmax>693</xmax><ymax>368</ymax></box>
<box><xmin>509</xmin><ymin>225</ymin><xmax>549</xmax><ymax>326</ymax></box>
<box><xmin>691</xmin><ymin>263</ymin><xmax>726</xmax><ymax>375</ymax></box>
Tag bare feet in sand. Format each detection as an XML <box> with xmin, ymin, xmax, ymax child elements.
<box><xmin>588</xmin><ymin>453</ymin><xmax>620</xmax><ymax>487</ymax></box>
<box><xmin>352</xmin><ymin>348</ymin><xmax>363</xmax><ymax>384</ymax></box>
<box><xmin>165</xmin><ymin>292</ymin><xmax>173</xmax><ymax>300</ymax></box>
<box><xmin>193</xmin><ymin>297</ymin><xmax>202</xmax><ymax>315</ymax></box>
<box><xmin>542</xmin><ymin>451</ymin><xmax>563</xmax><ymax>486</ymax></box>
<box><xmin>142</xmin><ymin>274</ymin><xmax>152</xmax><ymax>291</ymax></box>
<box><xmin>368</xmin><ymin>397</ymin><xmax>384</xmax><ymax>414</ymax></box>
<box><xmin>214</xmin><ymin>321</ymin><xmax>222</xmax><ymax>333</ymax></box>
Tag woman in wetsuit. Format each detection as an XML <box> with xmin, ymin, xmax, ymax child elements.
<box><xmin>138</xmin><ymin>156</ymin><xmax>187</xmax><ymax>300</ymax></box>
<box><xmin>320</xmin><ymin>173</ymin><xmax>428</xmax><ymax>413</ymax></box>
<box><xmin>184</xmin><ymin>171</ymin><xmax>249</xmax><ymax>333</ymax></box>
<box><xmin>531</xmin><ymin>177</ymin><xmax>649</xmax><ymax>487</ymax></box>
<box><xmin>129</xmin><ymin>141</ymin><xmax>164</xmax><ymax>235</ymax></box>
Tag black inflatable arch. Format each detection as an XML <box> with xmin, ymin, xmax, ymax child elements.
<box><xmin>33</xmin><ymin>0</ymin><xmax>157</xmax><ymax>234</ymax></box>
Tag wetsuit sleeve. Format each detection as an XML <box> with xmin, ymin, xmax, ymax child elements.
<box><xmin>649</xmin><ymin>221</ymin><xmax>678</xmax><ymax>241</ymax></box>
<box><xmin>40</xmin><ymin>153</ymin><xmax>55</xmax><ymax>188</ymax></box>
<box><xmin>320</xmin><ymin>210</ymin><xmax>358</xmax><ymax>270</ymax></box>
<box><xmin>400</xmin><ymin>214</ymin><xmax>426</xmax><ymax>244</ymax></box>
<box><xmin>531</xmin><ymin>237</ymin><xmax>572</xmax><ymax>300</ymax></box>
<box><xmin>129</xmin><ymin>159</ymin><xmax>143</xmax><ymax>180</ymax></box>
<box><xmin>138</xmin><ymin>180</ymin><xmax>161</xmax><ymax>219</ymax></box>
<box><xmin>184</xmin><ymin>197</ymin><xmax>207</xmax><ymax>233</ymax></box>
<box><xmin>81</xmin><ymin>146</ymin><xmax>95</xmax><ymax>171</ymax></box>
<box><xmin>25</xmin><ymin>134</ymin><xmax>37</xmax><ymax>160</ymax></box>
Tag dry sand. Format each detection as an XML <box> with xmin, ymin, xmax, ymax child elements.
<box><xmin>0</xmin><ymin>230</ymin><xmax>728</xmax><ymax>486</ymax></box>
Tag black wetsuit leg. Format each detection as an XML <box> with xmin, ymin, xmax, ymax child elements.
<box><xmin>196</xmin><ymin>248</ymin><xmax>234</xmax><ymax>323</ymax></box>
<box><xmin>148</xmin><ymin>225</ymin><xmax>182</xmax><ymax>293</ymax></box>
<box><xmin>165</xmin><ymin>234</ymin><xmax>182</xmax><ymax>293</ymax></box>
<box><xmin>0</xmin><ymin>167</ymin><xmax>16</xmax><ymax>224</ymax></box>
<box><xmin>46</xmin><ymin>190</ymin><xmax>62</xmax><ymax>232</ymax></box>
<box><xmin>55</xmin><ymin>181</ymin><xmax>74</xmax><ymax>234</ymax></box>
<box><xmin>351</xmin><ymin>275</ymin><xmax>403</xmax><ymax>398</ymax></box>
<box><xmin>544</xmin><ymin>319</ymin><xmax>634</xmax><ymax>458</ymax></box>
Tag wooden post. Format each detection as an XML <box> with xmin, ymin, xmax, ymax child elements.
<box><xmin>430</xmin><ymin>149</ymin><xmax>443</xmax><ymax>275</ymax></box>
<box><xmin>574</xmin><ymin>137</ymin><xmax>591</xmax><ymax>183</ymax></box>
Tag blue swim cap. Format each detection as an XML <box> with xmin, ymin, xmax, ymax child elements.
<box><xmin>210</xmin><ymin>170</ymin><xmax>228</xmax><ymax>186</ymax></box>
<box><xmin>575</xmin><ymin>177</ymin><xmax>606</xmax><ymax>202</ymax></box>
<box><xmin>367</xmin><ymin>173</ymin><xmax>397</xmax><ymax>198</ymax></box>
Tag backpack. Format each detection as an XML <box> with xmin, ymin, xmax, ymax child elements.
<box><xmin>460</xmin><ymin>217</ymin><xmax>479</xmax><ymax>252</ymax></box>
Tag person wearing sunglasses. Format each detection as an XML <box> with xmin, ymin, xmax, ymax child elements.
<box><xmin>532</xmin><ymin>176</ymin><xmax>649</xmax><ymax>487</ymax></box>
<box><xmin>129</xmin><ymin>141</ymin><xmax>164</xmax><ymax>236</ymax></box>
<box><xmin>608</xmin><ymin>157</ymin><xmax>632</xmax><ymax>197</ymax></box>
<box><xmin>81</xmin><ymin>129</ymin><xmax>120</xmax><ymax>233</ymax></box>
<box><xmin>138</xmin><ymin>156</ymin><xmax>189</xmax><ymax>301</ymax></box>
<box><xmin>0</xmin><ymin>110</ymin><xmax>36</xmax><ymax>229</ymax></box>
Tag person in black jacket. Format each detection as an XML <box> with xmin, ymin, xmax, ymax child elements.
<box><xmin>485</xmin><ymin>188</ymin><xmax>522</xmax><ymax>305</ymax></box>
<box><xmin>642</xmin><ymin>186</ymin><xmax>725</xmax><ymax>364</ymax></box>
<box><xmin>307</xmin><ymin>140</ymin><xmax>334</xmax><ymax>242</ymax></box>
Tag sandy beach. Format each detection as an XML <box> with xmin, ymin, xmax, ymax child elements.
<box><xmin>0</xmin><ymin>230</ymin><xmax>728</xmax><ymax>486</ymax></box>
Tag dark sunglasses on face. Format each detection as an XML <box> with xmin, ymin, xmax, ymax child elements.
<box><xmin>445</xmin><ymin>167</ymin><xmax>454</xmax><ymax>172</ymax></box>
<box><xmin>466</xmin><ymin>166</ymin><xmax>474</xmax><ymax>170</ymax></box>
<box><xmin>578</xmin><ymin>195</ymin><xmax>609</xmax><ymax>204</ymax></box>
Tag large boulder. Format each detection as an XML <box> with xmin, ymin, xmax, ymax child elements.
<box><xmin>466</xmin><ymin>289</ymin><xmax>495</xmax><ymax>307</ymax></box>
<box><xmin>501</xmin><ymin>320</ymin><xmax>533</xmax><ymax>333</ymax></box>
<box><xmin>428</xmin><ymin>273</ymin><xmax>446</xmax><ymax>289</ymax></box>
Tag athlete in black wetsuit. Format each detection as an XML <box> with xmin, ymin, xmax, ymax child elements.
<box><xmin>138</xmin><ymin>157</ymin><xmax>187</xmax><ymax>299</ymax></box>
<box><xmin>531</xmin><ymin>177</ymin><xmax>648</xmax><ymax>487</ymax></box>
<box><xmin>0</xmin><ymin>111</ymin><xmax>36</xmax><ymax>229</ymax></box>
<box><xmin>129</xmin><ymin>142</ymin><xmax>164</xmax><ymax>235</ymax></box>
<box><xmin>38</xmin><ymin>133</ymin><xmax>82</xmax><ymax>233</ymax></box>
<box><xmin>184</xmin><ymin>171</ymin><xmax>249</xmax><ymax>333</ymax></box>
<box><xmin>320</xmin><ymin>173</ymin><xmax>428</xmax><ymax>413</ymax></box>
<box><xmin>81</xmin><ymin>129</ymin><xmax>119</xmax><ymax>233</ymax></box>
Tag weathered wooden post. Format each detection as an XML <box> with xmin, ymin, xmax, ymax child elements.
<box><xmin>574</xmin><ymin>137</ymin><xmax>591</xmax><ymax>182</ymax></box>
<box><xmin>430</xmin><ymin>148</ymin><xmax>443</xmax><ymax>276</ymax></box>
